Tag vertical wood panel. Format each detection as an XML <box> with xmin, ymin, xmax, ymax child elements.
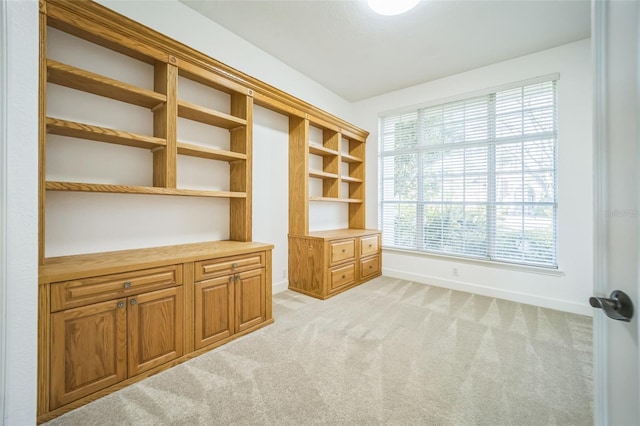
<box><xmin>182</xmin><ymin>262</ymin><xmax>194</xmax><ymax>354</ymax></box>
<box><xmin>265</xmin><ymin>250</ymin><xmax>272</xmax><ymax>321</ymax></box>
<box><xmin>230</xmin><ymin>93</ymin><xmax>252</xmax><ymax>241</ymax></box>
<box><xmin>37</xmin><ymin>283</ymin><xmax>50</xmax><ymax>416</ymax></box>
<box><xmin>152</xmin><ymin>59</ymin><xmax>177</xmax><ymax>188</ymax></box>
<box><xmin>38</xmin><ymin>10</ymin><xmax>47</xmax><ymax>263</ymax></box>
<box><xmin>289</xmin><ymin>116</ymin><xmax>309</xmax><ymax>235</ymax></box>
<box><xmin>348</xmin><ymin>139</ymin><xmax>366</xmax><ymax>228</ymax></box>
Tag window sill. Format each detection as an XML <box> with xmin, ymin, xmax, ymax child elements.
<box><xmin>382</xmin><ymin>247</ymin><xmax>565</xmax><ymax>277</ymax></box>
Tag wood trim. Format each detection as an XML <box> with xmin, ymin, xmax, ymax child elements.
<box><xmin>43</xmin><ymin>0</ymin><xmax>368</xmax><ymax>140</ymax></box>
<box><xmin>265</xmin><ymin>249</ymin><xmax>273</xmax><ymax>321</ymax></box>
<box><xmin>38</xmin><ymin>10</ymin><xmax>47</xmax><ymax>264</ymax></box>
<box><xmin>37</xmin><ymin>283</ymin><xmax>50</xmax><ymax>416</ymax></box>
<box><xmin>592</xmin><ymin>0</ymin><xmax>608</xmax><ymax>423</ymax></box>
<box><xmin>182</xmin><ymin>261</ymin><xmax>194</xmax><ymax>354</ymax></box>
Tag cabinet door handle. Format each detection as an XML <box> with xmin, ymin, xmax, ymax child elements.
<box><xmin>123</xmin><ymin>281</ymin><xmax>132</xmax><ymax>289</ymax></box>
<box><xmin>117</xmin><ymin>301</ymin><xmax>125</xmax><ymax>308</ymax></box>
<box><xmin>130</xmin><ymin>299</ymin><xmax>138</xmax><ymax>305</ymax></box>
<box><xmin>229</xmin><ymin>276</ymin><xmax>234</xmax><ymax>282</ymax></box>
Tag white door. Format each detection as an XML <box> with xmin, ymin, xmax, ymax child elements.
<box><xmin>592</xmin><ymin>0</ymin><xmax>640</xmax><ymax>424</ymax></box>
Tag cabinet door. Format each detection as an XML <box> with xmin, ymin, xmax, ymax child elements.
<box><xmin>50</xmin><ymin>298</ymin><xmax>127</xmax><ymax>410</ymax></box>
<box><xmin>194</xmin><ymin>275</ymin><xmax>234</xmax><ymax>350</ymax></box>
<box><xmin>128</xmin><ymin>287</ymin><xmax>183</xmax><ymax>376</ymax></box>
<box><xmin>235</xmin><ymin>268</ymin><xmax>266</xmax><ymax>333</ymax></box>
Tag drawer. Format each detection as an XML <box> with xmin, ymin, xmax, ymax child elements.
<box><xmin>330</xmin><ymin>262</ymin><xmax>356</xmax><ymax>292</ymax></box>
<box><xmin>360</xmin><ymin>235</ymin><xmax>380</xmax><ymax>257</ymax></box>
<box><xmin>329</xmin><ymin>239</ymin><xmax>355</xmax><ymax>265</ymax></box>
<box><xmin>360</xmin><ymin>255</ymin><xmax>381</xmax><ymax>279</ymax></box>
<box><xmin>51</xmin><ymin>265</ymin><xmax>182</xmax><ymax>312</ymax></box>
<box><xmin>195</xmin><ymin>251</ymin><xmax>265</xmax><ymax>281</ymax></box>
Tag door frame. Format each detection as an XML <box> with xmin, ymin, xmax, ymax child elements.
<box><xmin>592</xmin><ymin>0</ymin><xmax>608</xmax><ymax>423</ymax></box>
<box><xmin>0</xmin><ymin>0</ymin><xmax>8</xmax><ymax>420</ymax></box>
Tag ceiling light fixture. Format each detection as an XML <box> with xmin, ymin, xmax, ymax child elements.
<box><xmin>367</xmin><ymin>0</ymin><xmax>420</xmax><ymax>16</ymax></box>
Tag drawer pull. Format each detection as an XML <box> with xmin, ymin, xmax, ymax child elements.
<box><xmin>130</xmin><ymin>298</ymin><xmax>138</xmax><ymax>305</ymax></box>
<box><xmin>369</xmin><ymin>244</ymin><xmax>373</xmax><ymax>248</ymax></box>
<box><xmin>369</xmin><ymin>266</ymin><xmax>373</xmax><ymax>269</ymax></box>
<box><xmin>117</xmin><ymin>301</ymin><xmax>125</xmax><ymax>308</ymax></box>
<box><xmin>123</xmin><ymin>281</ymin><xmax>132</xmax><ymax>289</ymax></box>
<box><xmin>342</xmin><ymin>275</ymin><xmax>346</xmax><ymax>279</ymax></box>
<box><xmin>342</xmin><ymin>249</ymin><xmax>346</xmax><ymax>253</ymax></box>
<box><xmin>232</xmin><ymin>262</ymin><xmax>238</xmax><ymax>268</ymax></box>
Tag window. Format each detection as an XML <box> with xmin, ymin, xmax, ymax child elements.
<box><xmin>379</xmin><ymin>79</ymin><xmax>557</xmax><ymax>268</ymax></box>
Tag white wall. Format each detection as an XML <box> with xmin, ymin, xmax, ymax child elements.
<box><xmin>98</xmin><ymin>0</ymin><xmax>353</xmax><ymax>121</ymax></box>
<box><xmin>353</xmin><ymin>39</ymin><xmax>593</xmax><ymax>315</ymax></box>
<box><xmin>2</xmin><ymin>1</ymin><xmax>39</xmax><ymax>425</ymax></box>
<box><xmin>45</xmin><ymin>1</ymin><xmax>355</xmax><ymax>272</ymax></box>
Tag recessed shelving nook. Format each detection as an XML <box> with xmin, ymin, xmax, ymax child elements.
<box><xmin>37</xmin><ymin>0</ymin><xmax>373</xmax><ymax>423</ymax></box>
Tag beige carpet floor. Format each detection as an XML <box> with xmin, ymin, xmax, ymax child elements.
<box><xmin>44</xmin><ymin>276</ymin><xmax>593</xmax><ymax>425</ymax></box>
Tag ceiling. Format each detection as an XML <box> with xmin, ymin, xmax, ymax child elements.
<box><xmin>180</xmin><ymin>0</ymin><xmax>591</xmax><ymax>102</ymax></box>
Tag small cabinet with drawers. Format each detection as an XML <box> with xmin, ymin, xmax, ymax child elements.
<box><xmin>288</xmin><ymin>229</ymin><xmax>381</xmax><ymax>299</ymax></box>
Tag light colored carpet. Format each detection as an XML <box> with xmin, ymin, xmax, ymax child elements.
<box><xmin>44</xmin><ymin>276</ymin><xmax>593</xmax><ymax>425</ymax></box>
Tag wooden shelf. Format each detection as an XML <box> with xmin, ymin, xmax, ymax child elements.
<box><xmin>177</xmin><ymin>142</ymin><xmax>246</xmax><ymax>162</ymax></box>
<box><xmin>309</xmin><ymin>144</ymin><xmax>338</xmax><ymax>157</ymax></box>
<box><xmin>309</xmin><ymin>169</ymin><xmax>338</xmax><ymax>180</ymax></box>
<box><xmin>340</xmin><ymin>175</ymin><xmax>363</xmax><ymax>183</ymax></box>
<box><xmin>46</xmin><ymin>117</ymin><xmax>166</xmax><ymax>150</ymax></box>
<box><xmin>309</xmin><ymin>197</ymin><xmax>362</xmax><ymax>204</ymax></box>
<box><xmin>47</xmin><ymin>59</ymin><xmax>166</xmax><ymax>109</ymax></box>
<box><xmin>45</xmin><ymin>181</ymin><xmax>246</xmax><ymax>198</ymax></box>
<box><xmin>341</xmin><ymin>153</ymin><xmax>362</xmax><ymax>163</ymax></box>
<box><xmin>178</xmin><ymin>100</ymin><xmax>246</xmax><ymax>129</ymax></box>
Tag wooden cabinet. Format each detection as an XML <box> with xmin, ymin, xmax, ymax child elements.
<box><xmin>289</xmin><ymin>229</ymin><xmax>382</xmax><ymax>299</ymax></box>
<box><xmin>50</xmin><ymin>286</ymin><xmax>183</xmax><ymax>410</ymax></box>
<box><xmin>235</xmin><ymin>268</ymin><xmax>266</xmax><ymax>332</ymax></box>
<box><xmin>194</xmin><ymin>275</ymin><xmax>234</xmax><ymax>350</ymax></box>
<box><xmin>127</xmin><ymin>287</ymin><xmax>183</xmax><ymax>376</ymax></box>
<box><xmin>194</xmin><ymin>253</ymin><xmax>266</xmax><ymax>349</ymax></box>
<box><xmin>50</xmin><ymin>298</ymin><xmax>127</xmax><ymax>409</ymax></box>
<box><xmin>39</xmin><ymin>241</ymin><xmax>273</xmax><ymax>423</ymax></box>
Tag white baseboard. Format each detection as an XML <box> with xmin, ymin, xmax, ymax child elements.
<box><xmin>272</xmin><ymin>280</ymin><xmax>289</xmax><ymax>294</ymax></box>
<box><xmin>382</xmin><ymin>268</ymin><xmax>592</xmax><ymax>316</ymax></box>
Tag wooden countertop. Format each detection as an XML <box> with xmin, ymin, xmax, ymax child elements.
<box><xmin>39</xmin><ymin>240</ymin><xmax>274</xmax><ymax>284</ymax></box>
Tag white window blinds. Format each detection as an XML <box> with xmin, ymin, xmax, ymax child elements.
<box><xmin>379</xmin><ymin>79</ymin><xmax>557</xmax><ymax>267</ymax></box>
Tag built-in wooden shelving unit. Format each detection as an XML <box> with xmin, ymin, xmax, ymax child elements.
<box><xmin>38</xmin><ymin>0</ymin><xmax>372</xmax><ymax>422</ymax></box>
